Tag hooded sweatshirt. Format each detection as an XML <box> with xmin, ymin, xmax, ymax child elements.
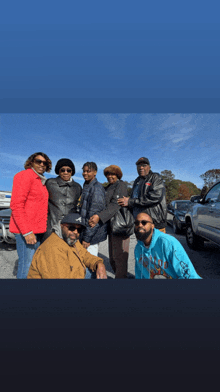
<box><xmin>134</xmin><ymin>229</ymin><xmax>202</xmax><ymax>279</ymax></box>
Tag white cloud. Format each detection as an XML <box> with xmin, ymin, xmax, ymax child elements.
<box><xmin>96</xmin><ymin>114</ymin><xmax>130</xmax><ymax>139</ymax></box>
<box><xmin>0</xmin><ymin>153</ymin><xmax>26</xmax><ymax>167</ymax></box>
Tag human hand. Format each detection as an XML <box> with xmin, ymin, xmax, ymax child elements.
<box><xmin>88</xmin><ymin>214</ymin><xmax>100</xmax><ymax>227</ymax></box>
<box><xmin>117</xmin><ymin>196</ymin><xmax>129</xmax><ymax>207</ymax></box>
<box><xmin>96</xmin><ymin>263</ymin><xmax>107</xmax><ymax>279</ymax></box>
<box><xmin>24</xmin><ymin>232</ymin><xmax>37</xmax><ymax>245</ymax></box>
<box><xmin>82</xmin><ymin>241</ymin><xmax>90</xmax><ymax>249</ymax></box>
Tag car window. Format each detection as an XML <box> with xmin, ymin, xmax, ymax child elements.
<box><xmin>205</xmin><ymin>183</ymin><xmax>220</xmax><ymax>203</ymax></box>
<box><xmin>175</xmin><ymin>202</ymin><xmax>190</xmax><ymax>210</ymax></box>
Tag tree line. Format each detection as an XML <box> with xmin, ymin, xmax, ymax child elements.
<box><xmin>161</xmin><ymin>169</ymin><xmax>220</xmax><ymax>203</ymax></box>
<box><xmin>102</xmin><ymin>169</ymin><xmax>220</xmax><ymax>204</ymax></box>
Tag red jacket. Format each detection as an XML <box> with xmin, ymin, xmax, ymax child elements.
<box><xmin>9</xmin><ymin>168</ymin><xmax>49</xmax><ymax>235</ymax></box>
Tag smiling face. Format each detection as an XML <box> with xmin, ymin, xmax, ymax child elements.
<box><xmin>61</xmin><ymin>223</ymin><xmax>82</xmax><ymax>246</ymax></box>
<box><xmin>59</xmin><ymin>166</ymin><xmax>72</xmax><ymax>182</ymax></box>
<box><xmin>31</xmin><ymin>155</ymin><xmax>47</xmax><ymax>175</ymax></box>
<box><xmin>82</xmin><ymin>166</ymin><xmax>97</xmax><ymax>183</ymax></box>
<box><xmin>137</xmin><ymin>163</ymin><xmax>151</xmax><ymax>177</ymax></box>
<box><xmin>106</xmin><ymin>172</ymin><xmax>118</xmax><ymax>184</ymax></box>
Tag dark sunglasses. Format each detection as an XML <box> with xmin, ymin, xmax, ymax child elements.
<box><xmin>60</xmin><ymin>168</ymin><xmax>72</xmax><ymax>173</ymax></box>
<box><xmin>134</xmin><ymin>220</ymin><xmax>152</xmax><ymax>226</ymax></box>
<box><xmin>67</xmin><ymin>225</ymin><xmax>83</xmax><ymax>233</ymax></box>
<box><xmin>34</xmin><ymin>158</ymin><xmax>47</xmax><ymax>166</ymax></box>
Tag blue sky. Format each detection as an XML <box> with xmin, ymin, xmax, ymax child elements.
<box><xmin>1</xmin><ymin>113</ymin><xmax>220</xmax><ymax>191</ymax></box>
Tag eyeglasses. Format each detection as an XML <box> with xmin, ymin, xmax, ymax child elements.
<box><xmin>134</xmin><ymin>220</ymin><xmax>152</xmax><ymax>226</ymax></box>
<box><xmin>60</xmin><ymin>168</ymin><xmax>72</xmax><ymax>173</ymax></box>
<box><xmin>66</xmin><ymin>225</ymin><xmax>83</xmax><ymax>233</ymax></box>
<box><xmin>34</xmin><ymin>159</ymin><xmax>47</xmax><ymax>166</ymax></box>
<box><xmin>137</xmin><ymin>164</ymin><xmax>148</xmax><ymax>168</ymax></box>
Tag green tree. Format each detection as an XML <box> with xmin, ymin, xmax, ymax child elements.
<box><xmin>200</xmin><ymin>185</ymin><xmax>208</xmax><ymax>198</ymax></box>
<box><xmin>200</xmin><ymin>169</ymin><xmax>220</xmax><ymax>188</ymax></box>
<box><xmin>160</xmin><ymin>170</ymin><xmax>175</xmax><ymax>203</ymax></box>
<box><xmin>102</xmin><ymin>182</ymin><xmax>109</xmax><ymax>188</ymax></box>
<box><xmin>164</xmin><ymin>178</ymin><xmax>200</xmax><ymax>203</ymax></box>
<box><xmin>161</xmin><ymin>170</ymin><xmax>175</xmax><ymax>184</ymax></box>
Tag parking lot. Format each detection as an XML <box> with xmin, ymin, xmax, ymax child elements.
<box><xmin>1</xmin><ymin>224</ymin><xmax>220</xmax><ymax>279</ymax></box>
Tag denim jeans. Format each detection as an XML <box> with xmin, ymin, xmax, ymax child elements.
<box><xmin>15</xmin><ymin>233</ymin><xmax>43</xmax><ymax>279</ymax></box>
<box><xmin>85</xmin><ymin>243</ymin><xmax>99</xmax><ymax>279</ymax></box>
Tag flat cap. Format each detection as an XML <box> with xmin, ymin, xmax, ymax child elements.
<box><xmin>136</xmin><ymin>157</ymin><xmax>150</xmax><ymax>165</ymax></box>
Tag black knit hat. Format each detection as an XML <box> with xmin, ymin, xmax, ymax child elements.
<box><xmin>61</xmin><ymin>213</ymin><xmax>85</xmax><ymax>227</ymax></box>
<box><xmin>136</xmin><ymin>157</ymin><xmax>150</xmax><ymax>166</ymax></box>
<box><xmin>55</xmin><ymin>158</ymin><xmax>75</xmax><ymax>175</ymax></box>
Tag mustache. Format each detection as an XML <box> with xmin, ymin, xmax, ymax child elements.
<box><xmin>134</xmin><ymin>226</ymin><xmax>152</xmax><ymax>240</ymax></box>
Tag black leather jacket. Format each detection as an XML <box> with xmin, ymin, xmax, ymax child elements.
<box><xmin>128</xmin><ymin>170</ymin><xmax>167</xmax><ymax>229</ymax></box>
<box><xmin>44</xmin><ymin>176</ymin><xmax>82</xmax><ymax>239</ymax></box>
<box><xmin>98</xmin><ymin>180</ymin><xmax>128</xmax><ymax>225</ymax></box>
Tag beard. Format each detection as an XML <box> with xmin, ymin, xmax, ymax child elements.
<box><xmin>62</xmin><ymin>231</ymin><xmax>78</xmax><ymax>246</ymax></box>
<box><xmin>134</xmin><ymin>227</ymin><xmax>152</xmax><ymax>242</ymax></box>
<box><xmin>66</xmin><ymin>237</ymin><xmax>77</xmax><ymax>246</ymax></box>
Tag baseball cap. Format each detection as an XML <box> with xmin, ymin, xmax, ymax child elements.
<box><xmin>61</xmin><ymin>213</ymin><xmax>85</xmax><ymax>227</ymax></box>
<box><xmin>136</xmin><ymin>157</ymin><xmax>150</xmax><ymax>165</ymax></box>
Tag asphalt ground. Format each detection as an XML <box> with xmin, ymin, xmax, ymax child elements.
<box><xmin>1</xmin><ymin>225</ymin><xmax>220</xmax><ymax>278</ymax></box>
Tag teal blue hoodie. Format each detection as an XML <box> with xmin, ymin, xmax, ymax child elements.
<box><xmin>135</xmin><ymin>229</ymin><xmax>202</xmax><ymax>279</ymax></box>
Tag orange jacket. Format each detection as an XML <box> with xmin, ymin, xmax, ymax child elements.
<box><xmin>27</xmin><ymin>233</ymin><xmax>104</xmax><ymax>279</ymax></box>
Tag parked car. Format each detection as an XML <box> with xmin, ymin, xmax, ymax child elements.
<box><xmin>0</xmin><ymin>190</ymin><xmax>12</xmax><ymax>210</ymax></box>
<box><xmin>167</xmin><ymin>200</ymin><xmax>192</xmax><ymax>234</ymax></box>
<box><xmin>0</xmin><ymin>208</ymin><xmax>16</xmax><ymax>244</ymax></box>
<box><xmin>185</xmin><ymin>181</ymin><xmax>220</xmax><ymax>250</ymax></box>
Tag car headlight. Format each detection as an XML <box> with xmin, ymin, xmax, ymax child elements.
<box><xmin>178</xmin><ymin>216</ymin><xmax>185</xmax><ymax>222</ymax></box>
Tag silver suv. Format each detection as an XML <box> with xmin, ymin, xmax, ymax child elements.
<box><xmin>185</xmin><ymin>181</ymin><xmax>220</xmax><ymax>250</ymax></box>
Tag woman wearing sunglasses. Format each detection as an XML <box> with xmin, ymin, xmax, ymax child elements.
<box><xmin>9</xmin><ymin>152</ymin><xmax>52</xmax><ymax>278</ymax></box>
<box><xmin>43</xmin><ymin>158</ymin><xmax>82</xmax><ymax>241</ymax></box>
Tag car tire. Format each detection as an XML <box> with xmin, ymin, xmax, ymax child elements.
<box><xmin>173</xmin><ymin>217</ymin><xmax>180</xmax><ymax>234</ymax></box>
<box><xmin>186</xmin><ymin>222</ymin><xmax>204</xmax><ymax>250</ymax></box>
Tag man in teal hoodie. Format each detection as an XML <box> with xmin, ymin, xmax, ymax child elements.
<box><xmin>134</xmin><ymin>212</ymin><xmax>201</xmax><ymax>279</ymax></box>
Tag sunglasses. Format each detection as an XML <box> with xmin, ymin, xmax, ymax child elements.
<box><xmin>137</xmin><ymin>164</ymin><xmax>148</xmax><ymax>168</ymax></box>
<box><xmin>60</xmin><ymin>168</ymin><xmax>72</xmax><ymax>173</ymax></box>
<box><xmin>134</xmin><ymin>220</ymin><xmax>152</xmax><ymax>226</ymax></box>
<box><xmin>34</xmin><ymin>159</ymin><xmax>47</xmax><ymax>166</ymax></box>
<box><xmin>65</xmin><ymin>225</ymin><xmax>83</xmax><ymax>233</ymax></box>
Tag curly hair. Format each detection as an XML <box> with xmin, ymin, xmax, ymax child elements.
<box><xmin>24</xmin><ymin>152</ymin><xmax>52</xmax><ymax>173</ymax></box>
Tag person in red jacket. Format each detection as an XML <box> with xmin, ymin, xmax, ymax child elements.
<box><xmin>9</xmin><ymin>152</ymin><xmax>52</xmax><ymax>279</ymax></box>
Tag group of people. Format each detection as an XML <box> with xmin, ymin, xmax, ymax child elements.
<box><xmin>9</xmin><ymin>152</ymin><xmax>201</xmax><ymax>279</ymax></box>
